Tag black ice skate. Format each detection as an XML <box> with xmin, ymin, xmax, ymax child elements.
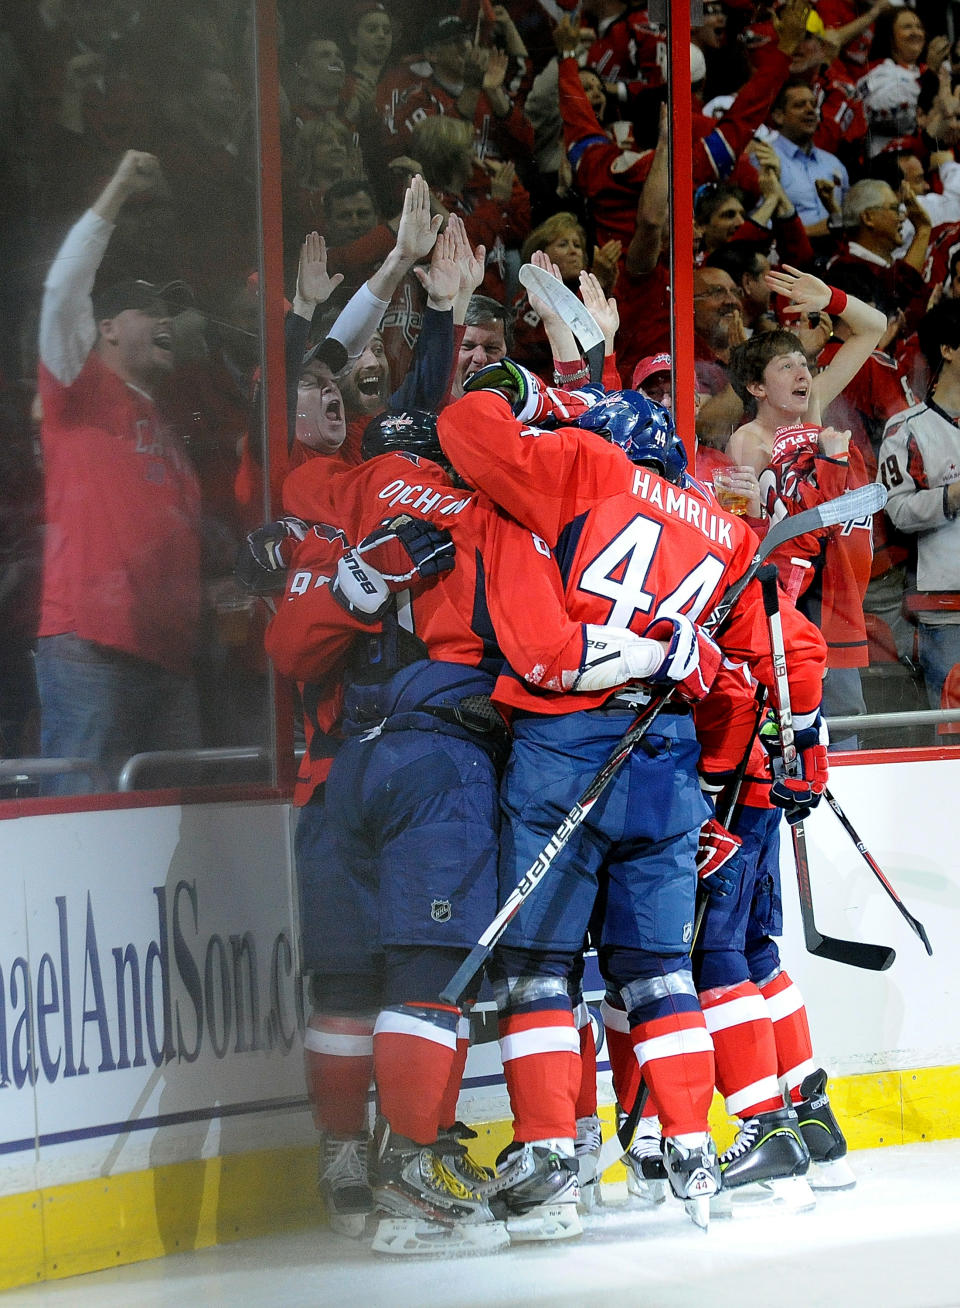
<box><xmin>621</xmin><ymin>1113</ymin><xmax>667</xmax><ymax>1206</ymax></box>
<box><xmin>489</xmin><ymin>1143</ymin><xmax>582</xmax><ymax>1241</ymax></box>
<box><xmin>796</xmin><ymin>1069</ymin><xmax>857</xmax><ymax>1191</ymax></box>
<box><xmin>662</xmin><ymin>1134</ymin><xmax>721</xmax><ymax>1231</ymax></box>
<box><xmin>370</xmin><ymin>1117</ymin><xmax>508</xmax><ymax>1256</ymax></box>
<box><xmin>318</xmin><ymin>1133</ymin><xmax>374</xmax><ymax>1237</ymax></box>
<box><xmin>714</xmin><ymin>1107</ymin><xmax>815</xmax><ymax>1216</ymax></box>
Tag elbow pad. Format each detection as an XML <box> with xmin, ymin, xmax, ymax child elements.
<box><xmin>564</xmin><ymin>624</ymin><xmax>665</xmax><ymax>692</ymax></box>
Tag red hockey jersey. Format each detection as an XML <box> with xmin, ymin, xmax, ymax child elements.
<box><xmin>437</xmin><ymin>391</ymin><xmax>827</xmax><ymax>716</ymax></box>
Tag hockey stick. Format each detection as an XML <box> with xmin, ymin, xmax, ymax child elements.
<box><xmin>439</xmin><ymin>484</ymin><xmax>890</xmax><ymax>1005</ymax></box>
<box><xmin>822</xmin><ymin>788</ymin><xmax>933</xmax><ymax>955</ymax></box>
<box><xmin>759</xmin><ymin>566</ymin><xmax>895</xmax><ymax>972</ymax></box>
<box><xmin>596</xmin><ymin>682</ymin><xmax>769</xmax><ymax>1175</ymax></box>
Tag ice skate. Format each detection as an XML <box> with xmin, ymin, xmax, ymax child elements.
<box><xmin>796</xmin><ymin>1069</ymin><xmax>857</xmax><ymax>1191</ymax></box>
<box><xmin>489</xmin><ymin>1142</ymin><xmax>582</xmax><ymax>1242</ymax></box>
<box><xmin>575</xmin><ymin>1115</ymin><xmax>604</xmax><ymax>1210</ymax></box>
<box><xmin>435</xmin><ymin>1121</ymin><xmax>497</xmax><ymax>1196</ymax></box>
<box><xmin>662</xmin><ymin>1134</ymin><xmax>720</xmax><ymax>1231</ymax></box>
<box><xmin>715</xmin><ymin>1107</ymin><xmax>815</xmax><ymax>1215</ymax></box>
<box><xmin>370</xmin><ymin>1117</ymin><xmax>509</xmax><ymax>1256</ymax></box>
<box><xmin>622</xmin><ymin>1114</ymin><xmax>667</xmax><ymax>1206</ymax></box>
<box><xmin>317</xmin><ymin>1133</ymin><xmax>374</xmax><ymax>1238</ymax></box>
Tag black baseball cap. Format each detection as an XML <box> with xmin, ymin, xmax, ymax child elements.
<box><xmin>421</xmin><ymin>15</ymin><xmax>470</xmax><ymax>48</ymax></box>
<box><xmin>92</xmin><ymin>278</ymin><xmax>194</xmax><ymax>320</ymax></box>
<box><xmin>302</xmin><ymin>335</ymin><xmax>349</xmax><ymax>375</ymax></box>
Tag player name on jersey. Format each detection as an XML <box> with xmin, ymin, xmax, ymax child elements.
<box><xmin>631</xmin><ymin>468</ymin><xmax>734</xmax><ymax>548</ymax></box>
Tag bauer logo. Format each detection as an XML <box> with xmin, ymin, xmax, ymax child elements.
<box><xmin>430</xmin><ymin>899</ymin><xmax>452</xmax><ymax>923</ymax></box>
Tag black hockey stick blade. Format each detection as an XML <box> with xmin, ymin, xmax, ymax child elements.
<box><xmin>792</xmin><ymin>821</ymin><xmax>896</xmax><ymax>971</ymax></box>
<box><xmin>823</xmin><ymin>788</ymin><xmax>933</xmax><ymax>955</ymax></box>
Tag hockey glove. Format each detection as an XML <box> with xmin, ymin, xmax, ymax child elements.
<box><xmin>463</xmin><ymin>359</ymin><xmax>604</xmax><ymax>427</ymax></box>
<box><xmin>695</xmin><ymin>816</ymin><xmax>743</xmax><ymax>900</ymax></box>
<box><xmin>331</xmin><ymin>514</ymin><xmax>455</xmax><ymax>623</ymax></box>
<box><xmin>235</xmin><ymin>516</ymin><xmax>309</xmax><ymax>593</ymax></box>
<box><xmin>760</xmin><ymin>708</ymin><xmax>829</xmax><ymax>825</ymax></box>
<box><xmin>565</xmin><ymin>624</ymin><xmax>666</xmax><ymax>692</ymax></box>
<box><xmin>642</xmin><ymin>614</ymin><xmax>723</xmax><ymax>705</ymax></box>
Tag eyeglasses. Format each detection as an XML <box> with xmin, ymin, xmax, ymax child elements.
<box><xmin>693</xmin><ymin>285</ymin><xmax>744</xmax><ymax>301</ymax></box>
<box><xmin>870</xmin><ymin>203</ymin><xmax>907</xmax><ymax>217</ymax></box>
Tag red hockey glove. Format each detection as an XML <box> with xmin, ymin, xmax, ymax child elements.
<box><xmin>331</xmin><ymin>514</ymin><xmax>455</xmax><ymax>623</ymax></box>
<box><xmin>760</xmin><ymin>709</ymin><xmax>829</xmax><ymax>825</ymax></box>
<box><xmin>643</xmin><ymin>614</ymin><xmax>722</xmax><ymax>704</ymax></box>
<box><xmin>696</xmin><ymin>816</ymin><xmax>743</xmax><ymax>900</ymax></box>
<box><xmin>463</xmin><ymin>358</ymin><xmax>604</xmax><ymax>426</ymax></box>
<box><xmin>235</xmin><ymin>516</ymin><xmax>309</xmax><ymax>593</ymax></box>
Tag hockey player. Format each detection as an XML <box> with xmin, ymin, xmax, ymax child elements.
<box><xmin>693</xmin><ymin>666</ymin><xmax>854</xmax><ymax>1198</ymax></box>
<box><xmin>437</xmin><ymin>373</ymin><xmax>828</xmax><ymax>1229</ymax></box>
<box><xmin>266</xmin><ymin>400</ymin><xmax>688</xmax><ymax>1250</ymax></box>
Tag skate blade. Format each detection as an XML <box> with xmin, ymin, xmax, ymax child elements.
<box><xmin>506</xmin><ymin>1202</ymin><xmax>582</xmax><ymax>1242</ymax></box>
<box><xmin>808</xmin><ymin>1156</ymin><xmax>857</xmax><ymax>1191</ymax></box>
<box><xmin>625</xmin><ymin>1175</ymin><xmax>667</xmax><ymax>1206</ymax></box>
<box><xmin>371</xmin><ymin>1217</ymin><xmax>509</xmax><ymax>1256</ymax></box>
<box><xmin>684</xmin><ymin>1195</ymin><xmax>711</xmax><ymax>1231</ymax></box>
<box><xmin>716</xmin><ymin>1175</ymin><xmax>817</xmax><ymax>1216</ymax></box>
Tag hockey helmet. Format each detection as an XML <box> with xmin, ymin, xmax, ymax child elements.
<box><xmin>576</xmin><ymin>389</ymin><xmax>687</xmax><ymax>482</ymax></box>
<box><xmin>362</xmin><ymin>408</ymin><xmax>444</xmax><ymax>463</ymax></box>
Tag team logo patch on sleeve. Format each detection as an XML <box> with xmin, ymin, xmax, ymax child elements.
<box><xmin>430</xmin><ymin>898</ymin><xmax>452</xmax><ymax>923</ymax></box>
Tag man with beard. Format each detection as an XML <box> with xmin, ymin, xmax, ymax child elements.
<box><xmin>291</xmin><ymin>212</ymin><xmax>484</xmax><ymax>470</ymax></box>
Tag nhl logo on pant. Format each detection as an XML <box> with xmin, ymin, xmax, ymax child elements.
<box><xmin>430</xmin><ymin>898</ymin><xmax>452</xmax><ymax>923</ymax></box>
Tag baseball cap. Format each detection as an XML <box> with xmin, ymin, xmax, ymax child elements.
<box><xmin>421</xmin><ymin>15</ymin><xmax>470</xmax><ymax>48</ymax></box>
<box><xmin>92</xmin><ymin>278</ymin><xmax>193</xmax><ymax>320</ymax></box>
<box><xmin>302</xmin><ymin>335</ymin><xmax>349</xmax><ymax>375</ymax></box>
<box><xmin>632</xmin><ymin>352</ymin><xmax>673</xmax><ymax>388</ymax></box>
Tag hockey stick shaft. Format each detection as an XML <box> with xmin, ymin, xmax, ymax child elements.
<box><xmin>759</xmin><ymin>568</ymin><xmax>895</xmax><ymax>972</ymax></box>
<box><xmin>823</xmin><ymin>788</ymin><xmax>933</xmax><ymax>955</ymax></box>
<box><xmin>440</xmin><ymin>488</ymin><xmax>889</xmax><ymax>1005</ymax></box>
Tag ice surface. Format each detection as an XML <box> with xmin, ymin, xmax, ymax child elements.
<box><xmin>6</xmin><ymin>1140</ymin><xmax>960</xmax><ymax>1308</ymax></box>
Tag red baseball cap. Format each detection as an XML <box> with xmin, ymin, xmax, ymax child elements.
<box><xmin>631</xmin><ymin>352</ymin><xmax>672</xmax><ymax>388</ymax></box>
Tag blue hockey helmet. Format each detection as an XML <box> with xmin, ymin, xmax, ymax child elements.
<box><xmin>362</xmin><ymin>408</ymin><xmax>444</xmax><ymax>463</ymax></box>
<box><xmin>576</xmin><ymin>389</ymin><xmax>687</xmax><ymax>482</ymax></box>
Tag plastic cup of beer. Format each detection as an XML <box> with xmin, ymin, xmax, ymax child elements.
<box><xmin>712</xmin><ymin>467</ymin><xmax>751</xmax><ymax>516</ymax></box>
<box><xmin>216</xmin><ymin>594</ymin><xmax>255</xmax><ymax>646</ymax></box>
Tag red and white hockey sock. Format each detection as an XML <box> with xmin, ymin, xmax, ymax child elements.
<box><xmin>373</xmin><ymin>1003</ymin><xmax>460</xmax><ymax>1145</ymax></box>
<box><xmin>600</xmin><ymin>995</ymin><xmax>643</xmax><ymax>1112</ymax></box>
<box><xmin>437</xmin><ymin>1010</ymin><xmax>471</xmax><ymax>1130</ymax></box>
<box><xmin>699</xmin><ymin>981</ymin><xmax>783</xmax><ymax>1117</ymax></box>
<box><xmin>574</xmin><ymin>998</ymin><xmax>598</xmax><ymax>1120</ymax></box>
<box><xmin>629</xmin><ymin>1011</ymin><xmax>715</xmax><ymax>1138</ymax></box>
<box><xmin>759</xmin><ymin>970</ymin><xmax>817</xmax><ymax>1104</ymax></box>
<box><xmin>499</xmin><ymin>1007</ymin><xmax>580</xmax><ymax>1143</ymax></box>
<box><xmin>304</xmin><ymin>1012</ymin><xmax>374</xmax><ymax>1136</ymax></box>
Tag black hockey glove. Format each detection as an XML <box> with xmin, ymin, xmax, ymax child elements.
<box><xmin>236</xmin><ymin>516</ymin><xmax>309</xmax><ymax>593</ymax></box>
